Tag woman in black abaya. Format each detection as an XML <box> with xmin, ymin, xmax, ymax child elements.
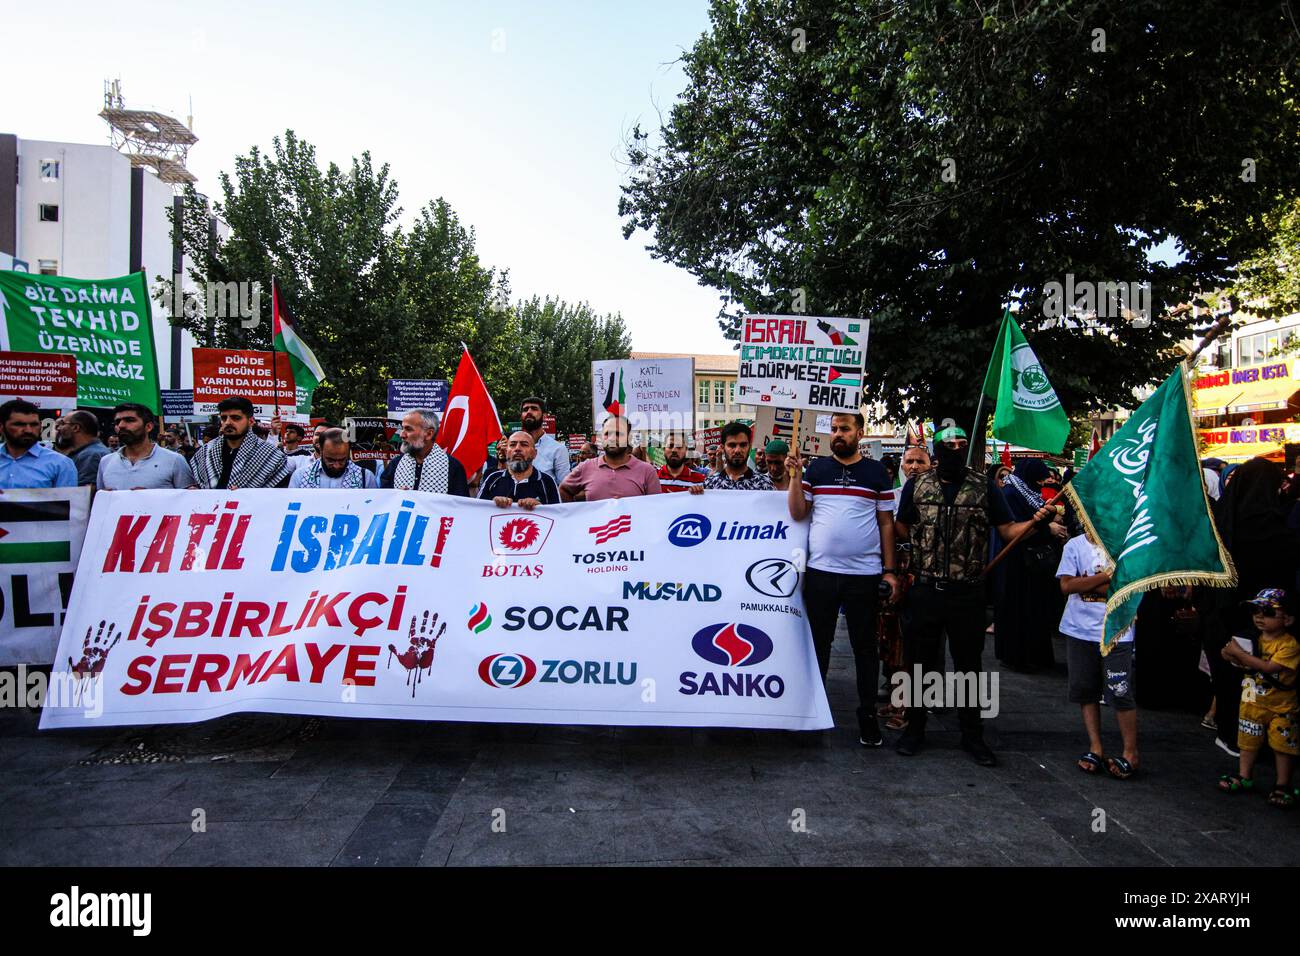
<box><xmin>995</xmin><ymin>459</ymin><xmax>1070</xmax><ymax>671</ymax></box>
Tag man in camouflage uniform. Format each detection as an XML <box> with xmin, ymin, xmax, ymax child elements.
<box><xmin>893</xmin><ymin>426</ymin><xmax>1056</xmax><ymax>766</ymax></box>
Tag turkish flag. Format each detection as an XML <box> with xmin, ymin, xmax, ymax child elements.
<box><xmin>436</xmin><ymin>346</ymin><xmax>503</xmax><ymax>477</ymax></box>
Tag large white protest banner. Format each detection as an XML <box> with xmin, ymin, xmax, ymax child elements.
<box><xmin>592</xmin><ymin>358</ymin><xmax>694</xmax><ymax>434</ymax></box>
<box><xmin>40</xmin><ymin>490</ymin><xmax>831</xmax><ymax>731</ymax></box>
<box><xmin>737</xmin><ymin>314</ymin><xmax>869</xmax><ymax>414</ymax></box>
<box><xmin>0</xmin><ymin>487</ymin><xmax>90</xmax><ymax>665</ymax></box>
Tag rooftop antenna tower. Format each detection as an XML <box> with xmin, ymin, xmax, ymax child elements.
<box><xmin>99</xmin><ymin>78</ymin><xmax>198</xmax><ymax>185</ymax></box>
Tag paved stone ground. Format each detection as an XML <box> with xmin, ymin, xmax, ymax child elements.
<box><xmin>1</xmin><ymin>629</ymin><xmax>1297</xmax><ymax>867</ymax></box>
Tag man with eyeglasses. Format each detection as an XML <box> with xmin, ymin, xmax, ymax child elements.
<box><xmin>892</xmin><ymin>425</ymin><xmax>1056</xmax><ymax>766</ymax></box>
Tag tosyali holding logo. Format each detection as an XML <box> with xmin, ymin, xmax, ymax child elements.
<box><xmin>680</xmin><ymin>623</ymin><xmax>784</xmax><ymax>698</ymax></box>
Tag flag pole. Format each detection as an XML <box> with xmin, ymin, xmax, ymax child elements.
<box><xmin>965</xmin><ymin>391</ymin><xmax>986</xmax><ymax>468</ymax></box>
<box><xmin>1184</xmin><ymin>313</ymin><xmax>1234</xmax><ymax>368</ymax></box>
<box><xmin>270</xmin><ymin>275</ymin><xmax>281</xmax><ymax>428</ymax></box>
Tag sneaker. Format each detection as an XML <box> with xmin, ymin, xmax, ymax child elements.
<box><xmin>961</xmin><ymin>737</ymin><xmax>998</xmax><ymax>767</ymax></box>
<box><xmin>1199</xmin><ymin>715</ymin><xmax>1217</xmax><ymax>730</ymax></box>
<box><xmin>858</xmin><ymin>716</ymin><xmax>883</xmax><ymax>748</ymax></box>
<box><xmin>1215</xmin><ymin>737</ymin><xmax>1240</xmax><ymax>758</ymax></box>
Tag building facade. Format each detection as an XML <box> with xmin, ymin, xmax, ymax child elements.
<box><xmin>0</xmin><ymin>132</ymin><xmax>202</xmax><ymax>392</ymax></box>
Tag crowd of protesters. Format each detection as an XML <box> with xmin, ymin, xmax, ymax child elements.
<box><xmin>0</xmin><ymin>394</ymin><xmax>1295</xmax><ymax>804</ymax></box>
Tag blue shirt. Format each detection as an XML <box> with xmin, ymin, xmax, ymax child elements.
<box><xmin>0</xmin><ymin>442</ymin><xmax>78</xmax><ymax>489</ymax></box>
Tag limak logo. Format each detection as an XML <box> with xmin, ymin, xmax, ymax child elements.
<box><xmin>669</xmin><ymin>513</ymin><xmax>790</xmax><ymax>547</ymax></box>
<box><xmin>478</xmin><ymin>653</ymin><xmax>537</xmax><ymax>688</ymax></box>
<box><xmin>468</xmin><ymin>603</ymin><xmax>491</xmax><ymax>634</ymax></box>
<box><xmin>489</xmin><ymin>514</ymin><xmax>553</xmax><ymax>556</ymax></box>
<box><xmin>691</xmin><ymin>623</ymin><xmax>774</xmax><ymax>667</ymax></box>
<box><xmin>668</xmin><ymin>513</ymin><xmax>711</xmax><ymax>547</ymax></box>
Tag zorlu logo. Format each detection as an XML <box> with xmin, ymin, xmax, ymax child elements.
<box><xmin>668</xmin><ymin>513</ymin><xmax>711</xmax><ymax>547</ymax></box>
<box><xmin>589</xmin><ymin>514</ymin><xmax>631</xmax><ymax>544</ymax></box>
<box><xmin>489</xmin><ymin>514</ymin><xmax>553</xmax><ymax>556</ymax></box>
<box><xmin>468</xmin><ymin>603</ymin><xmax>491</xmax><ymax>634</ymax></box>
<box><xmin>478</xmin><ymin>653</ymin><xmax>537</xmax><ymax>688</ymax></box>
<box><xmin>691</xmin><ymin>623</ymin><xmax>774</xmax><ymax>667</ymax></box>
<box><xmin>745</xmin><ymin>558</ymin><xmax>800</xmax><ymax>598</ymax></box>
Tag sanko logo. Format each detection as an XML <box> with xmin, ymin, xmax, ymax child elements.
<box><xmin>478</xmin><ymin>653</ymin><xmax>537</xmax><ymax>688</ymax></box>
<box><xmin>690</xmin><ymin>623</ymin><xmax>774</xmax><ymax>667</ymax></box>
<box><xmin>50</xmin><ymin>886</ymin><xmax>151</xmax><ymax>936</ymax></box>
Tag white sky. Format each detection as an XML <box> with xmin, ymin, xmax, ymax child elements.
<box><xmin>1</xmin><ymin>0</ymin><xmax>735</xmax><ymax>354</ymax></box>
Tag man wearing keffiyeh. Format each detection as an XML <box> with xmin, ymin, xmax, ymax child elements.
<box><xmin>190</xmin><ymin>397</ymin><xmax>293</xmax><ymax>490</ymax></box>
<box><xmin>379</xmin><ymin>409</ymin><xmax>470</xmax><ymax>497</ymax></box>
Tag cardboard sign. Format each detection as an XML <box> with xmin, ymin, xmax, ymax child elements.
<box><xmin>0</xmin><ymin>350</ymin><xmax>77</xmax><ymax>411</ymax></box>
<box><xmin>737</xmin><ymin>314</ymin><xmax>869</xmax><ymax>414</ymax></box>
<box><xmin>192</xmin><ymin>348</ymin><xmax>295</xmax><ymax>418</ymax></box>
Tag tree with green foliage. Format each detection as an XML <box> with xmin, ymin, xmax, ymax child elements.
<box><xmin>620</xmin><ymin>0</ymin><xmax>1300</xmax><ymax>438</ymax></box>
<box><xmin>162</xmin><ymin>132</ymin><xmax>512</xmax><ymax>423</ymax></box>
<box><xmin>504</xmin><ymin>296</ymin><xmax>632</xmax><ymax>433</ymax></box>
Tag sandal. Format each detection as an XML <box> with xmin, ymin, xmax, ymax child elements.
<box><xmin>1199</xmin><ymin>715</ymin><xmax>1216</xmax><ymax>730</ymax></box>
<box><xmin>1217</xmin><ymin>773</ymin><xmax>1254</xmax><ymax>793</ymax></box>
<box><xmin>1077</xmin><ymin>752</ymin><xmax>1104</xmax><ymax>774</ymax></box>
<box><xmin>1267</xmin><ymin>788</ymin><xmax>1296</xmax><ymax>809</ymax></box>
<box><xmin>1106</xmin><ymin>755</ymin><xmax>1138</xmax><ymax>780</ymax></box>
<box><xmin>885</xmin><ymin>713</ymin><xmax>908</xmax><ymax>731</ymax></box>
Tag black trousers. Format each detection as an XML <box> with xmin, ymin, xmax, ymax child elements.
<box><xmin>901</xmin><ymin>582</ymin><xmax>987</xmax><ymax>737</ymax></box>
<box><xmin>802</xmin><ymin>566</ymin><xmax>881</xmax><ymax>720</ymax></box>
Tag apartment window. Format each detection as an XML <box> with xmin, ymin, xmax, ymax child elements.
<box><xmin>728</xmin><ymin>381</ymin><xmax>735</xmax><ymax>405</ymax></box>
<box><xmin>713</xmin><ymin>381</ymin><xmax>726</xmax><ymax>405</ymax></box>
<box><xmin>38</xmin><ymin>259</ymin><xmax>57</xmax><ymax>276</ymax></box>
<box><xmin>38</xmin><ymin>203</ymin><xmax>59</xmax><ymax>222</ymax></box>
<box><xmin>40</xmin><ymin>160</ymin><xmax>60</xmax><ymax>181</ymax></box>
<box><xmin>698</xmin><ymin>380</ymin><xmax>709</xmax><ymax>407</ymax></box>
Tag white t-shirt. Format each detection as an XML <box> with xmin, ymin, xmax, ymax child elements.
<box><xmin>1056</xmin><ymin>534</ymin><xmax>1133</xmax><ymax>643</ymax></box>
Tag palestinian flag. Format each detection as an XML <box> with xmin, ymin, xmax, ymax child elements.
<box><xmin>603</xmin><ymin>368</ymin><xmax>625</xmax><ymax>416</ymax></box>
<box><xmin>0</xmin><ymin>499</ymin><xmax>72</xmax><ymax>564</ymax></box>
<box><xmin>827</xmin><ymin>365</ymin><xmax>862</xmax><ymax>388</ymax></box>
<box><xmin>816</xmin><ymin>318</ymin><xmax>858</xmax><ymax>347</ymax></box>
<box><xmin>272</xmin><ymin>278</ymin><xmax>326</xmax><ymax>418</ymax></box>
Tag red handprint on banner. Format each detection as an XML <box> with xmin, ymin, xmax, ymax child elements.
<box><xmin>386</xmin><ymin>610</ymin><xmax>446</xmax><ymax>697</ymax></box>
<box><xmin>68</xmin><ymin>620</ymin><xmax>121</xmax><ymax>679</ymax></box>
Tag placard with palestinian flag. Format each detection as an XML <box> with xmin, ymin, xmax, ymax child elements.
<box><xmin>737</xmin><ymin>314</ymin><xmax>869</xmax><ymax>414</ymax></box>
<box><xmin>591</xmin><ymin>358</ymin><xmax>694</xmax><ymax>434</ymax></box>
<box><xmin>0</xmin><ymin>486</ymin><xmax>91</xmax><ymax>665</ymax></box>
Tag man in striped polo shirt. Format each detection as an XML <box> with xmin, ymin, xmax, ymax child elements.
<box><xmin>656</xmin><ymin>432</ymin><xmax>706</xmax><ymax>493</ymax></box>
<box><xmin>787</xmin><ymin>411</ymin><xmax>900</xmax><ymax>747</ymax></box>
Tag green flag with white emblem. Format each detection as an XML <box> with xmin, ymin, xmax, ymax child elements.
<box><xmin>1063</xmin><ymin>364</ymin><xmax>1236</xmax><ymax>652</ymax></box>
<box><xmin>980</xmin><ymin>309</ymin><xmax>1069</xmax><ymax>454</ymax></box>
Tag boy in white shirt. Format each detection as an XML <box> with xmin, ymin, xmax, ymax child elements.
<box><xmin>1058</xmin><ymin>533</ymin><xmax>1139</xmax><ymax>780</ymax></box>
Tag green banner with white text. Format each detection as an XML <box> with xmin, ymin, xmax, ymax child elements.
<box><xmin>0</xmin><ymin>270</ymin><xmax>160</xmax><ymax>412</ymax></box>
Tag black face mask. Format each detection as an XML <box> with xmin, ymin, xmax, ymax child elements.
<box><xmin>935</xmin><ymin>444</ymin><xmax>966</xmax><ymax>481</ymax></box>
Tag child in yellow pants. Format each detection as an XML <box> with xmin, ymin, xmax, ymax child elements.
<box><xmin>1217</xmin><ymin>588</ymin><xmax>1299</xmax><ymax>808</ymax></box>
